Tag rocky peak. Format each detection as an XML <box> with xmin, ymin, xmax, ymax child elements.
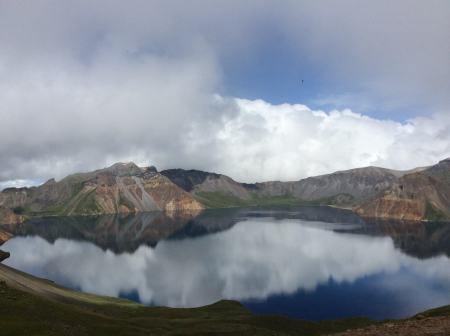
<box><xmin>103</xmin><ymin>162</ymin><xmax>143</xmax><ymax>177</ymax></box>
<box><xmin>437</xmin><ymin>157</ymin><xmax>450</xmax><ymax>167</ymax></box>
<box><xmin>43</xmin><ymin>178</ymin><xmax>56</xmax><ymax>185</ymax></box>
<box><xmin>141</xmin><ymin>166</ymin><xmax>158</xmax><ymax>179</ymax></box>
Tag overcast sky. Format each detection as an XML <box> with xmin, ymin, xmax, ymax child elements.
<box><xmin>0</xmin><ymin>0</ymin><xmax>449</xmax><ymax>187</ymax></box>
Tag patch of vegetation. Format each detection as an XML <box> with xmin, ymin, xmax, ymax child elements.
<box><xmin>32</xmin><ymin>203</ymin><xmax>68</xmax><ymax>217</ymax></box>
<box><xmin>419</xmin><ymin>303</ymin><xmax>450</xmax><ymax>318</ymax></box>
<box><xmin>12</xmin><ymin>206</ymin><xmax>25</xmax><ymax>215</ymax></box>
<box><xmin>195</xmin><ymin>192</ymin><xmax>355</xmax><ymax>209</ymax></box>
<box><xmin>248</xmin><ymin>194</ymin><xmax>304</xmax><ymax>207</ymax></box>
<box><xmin>194</xmin><ymin>192</ymin><xmax>249</xmax><ymax>208</ymax></box>
<box><xmin>425</xmin><ymin>202</ymin><xmax>449</xmax><ymax>222</ymax></box>
<box><xmin>73</xmin><ymin>189</ymin><xmax>100</xmax><ymax>215</ymax></box>
<box><xmin>15</xmin><ymin>184</ymin><xmax>87</xmax><ymax>218</ymax></box>
<box><xmin>118</xmin><ymin>192</ymin><xmax>135</xmax><ymax>211</ymax></box>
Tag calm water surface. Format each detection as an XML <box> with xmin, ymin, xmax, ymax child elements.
<box><xmin>2</xmin><ymin>206</ymin><xmax>450</xmax><ymax>321</ymax></box>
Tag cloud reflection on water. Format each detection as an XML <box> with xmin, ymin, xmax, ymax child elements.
<box><xmin>4</xmin><ymin>219</ymin><xmax>450</xmax><ymax>308</ymax></box>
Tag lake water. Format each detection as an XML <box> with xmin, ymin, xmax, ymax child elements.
<box><xmin>2</xmin><ymin>206</ymin><xmax>450</xmax><ymax>321</ymax></box>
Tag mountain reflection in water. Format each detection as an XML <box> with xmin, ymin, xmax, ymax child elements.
<box><xmin>2</xmin><ymin>206</ymin><xmax>450</xmax><ymax>321</ymax></box>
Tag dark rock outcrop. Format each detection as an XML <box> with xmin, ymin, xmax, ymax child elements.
<box><xmin>0</xmin><ymin>250</ymin><xmax>10</xmax><ymax>262</ymax></box>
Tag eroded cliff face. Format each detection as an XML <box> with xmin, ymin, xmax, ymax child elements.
<box><xmin>356</xmin><ymin>159</ymin><xmax>450</xmax><ymax>221</ymax></box>
<box><xmin>254</xmin><ymin>167</ymin><xmax>402</xmax><ymax>204</ymax></box>
<box><xmin>0</xmin><ymin>207</ymin><xmax>25</xmax><ymax>226</ymax></box>
<box><xmin>356</xmin><ymin>195</ymin><xmax>425</xmax><ymax>221</ymax></box>
<box><xmin>0</xmin><ymin>228</ymin><xmax>13</xmax><ymax>245</ymax></box>
<box><xmin>0</xmin><ymin>163</ymin><xmax>204</xmax><ymax>224</ymax></box>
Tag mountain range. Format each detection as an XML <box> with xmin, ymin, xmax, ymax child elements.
<box><xmin>1</xmin><ymin>158</ymin><xmax>449</xmax><ymax>225</ymax></box>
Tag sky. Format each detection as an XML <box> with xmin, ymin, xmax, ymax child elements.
<box><xmin>0</xmin><ymin>0</ymin><xmax>449</xmax><ymax>187</ymax></box>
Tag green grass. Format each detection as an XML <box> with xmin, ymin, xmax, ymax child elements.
<box><xmin>30</xmin><ymin>203</ymin><xmax>68</xmax><ymax>217</ymax></box>
<box><xmin>17</xmin><ymin>183</ymin><xmax>87</xmax><ymax>218</ymax></box>
<box><xmin>425</xmin><ymin>202</ymin><xmax>449</xmax><ymax>222</ymax></box>
<box><xmin>195</xmin><ymin>192</ymin><xmax>355</xmax><ymax>209</ymax></box>
<box><xmin>194</xmin><ymin>192</ymin><xmax>307</xmax><ymax>208</ymax></box>
<box><xmin>73</xmin><ymin>189</ymin><xmax>100</xmax><ymax>215</ymax></box>
<box><xmin>118</xmin><ymin>192</ymin><xmax>135</xmax><ymax>211</ymax></box>
<box><xmin>194</xmin><ymin>192</ymin><xmax>249</xmax><ymax>208</ymax></box>
<box><xmin>419</xmin><ymin>304</ymin><xmax>450</xmax><ymax>318</ymax></box>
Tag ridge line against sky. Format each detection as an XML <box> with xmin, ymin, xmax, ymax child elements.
<box><xmin>0</xmin><ymin>0</ymin><xmax>449</xmax><ymax>187</ymax></box>
<box><xmin>1</xmin><ymin>97</ymin><xmax>449</xmax><ymax>189</ymax></box>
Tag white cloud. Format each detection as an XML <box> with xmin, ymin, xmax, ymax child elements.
<box><xmin>0</xmin><ymin>0</ymin><xmax>449</xmax><ymax>186</ymax></box>
<box><xmin>205</xmin><ymin>99</ymin><xmax>450</xmax><ymax>182</ymax></box>
<box><xmin>2</xmin><ymin>91</ymin><xmax>450</xmax><ymax>185</ymax></box>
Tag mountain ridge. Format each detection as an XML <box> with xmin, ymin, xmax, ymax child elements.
<box><xmin>1</xmin><ymin>159</ymin><xmax>450</xmax><ymax>224</ymax></box>
<box><xmin>0</xmin><ymin>162</ymin><xmax>203</xmax><ymax>224</ymax></box>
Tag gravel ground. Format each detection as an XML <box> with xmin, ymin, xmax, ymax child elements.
<box><xmin>332</xmin><ymin>315</ymin><xmax>450</xmax><ymax>336</ymax></box>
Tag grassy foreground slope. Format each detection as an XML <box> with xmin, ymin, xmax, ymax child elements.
<box><xmin>0</xmin><ymin>263</ymin><xmax>375</xmax><ymax>336</ymax></box>
<box><xmin>1</xmin><ymin>263</ymin><xmax>450</xmax><ymax>335</ymax></box>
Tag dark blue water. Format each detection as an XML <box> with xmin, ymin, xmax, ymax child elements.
<box><xmin>2</xmin><ymin>206</ymin><xmax>450</xmax><ymax>321</ymax></box>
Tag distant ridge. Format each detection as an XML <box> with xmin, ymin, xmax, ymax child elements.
<box><xmin>1</xmin><ymin>158</ymin><xmax>449</xmax><ymax>225</ymax></box>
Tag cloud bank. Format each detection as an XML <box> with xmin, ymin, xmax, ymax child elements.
<box><xmin>3</xmin><ymin>91</ymin><xmax>450</xmax><ymax>184</ymax></box>
<box><xmin>0</xmin><ymin>0</ymin><xmax>449</xmax><ymax>185</ymax></box>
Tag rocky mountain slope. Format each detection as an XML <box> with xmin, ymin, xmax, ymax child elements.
<box><xmin>356</xmin><ymin>158</ymin><xmax>450</xmax><ymax>221</ymax></box>
<box><xmin>162</xmin><ymin>166</ymin><xmax>424</xmax><ymax>208</ymax></box>
<box><xmin>253</xmin><ymin>166</ymin><xmax>407</xmax><ymax>204</ymax></box>
<box><xmin>1</xmin><ymin>159</ymin><xmax>449</xmax><ymax>224</ymax></box>
<box><xmin>0</xmin><ymin>163</ymin><xmax>203</xmax><ymax>224</ymax></box>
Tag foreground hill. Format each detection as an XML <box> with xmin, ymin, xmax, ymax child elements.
<box><xmin>0</xmin><ymin>262</ymin><xmax>373</xmax><ymax>336</ymax></box>
<box><xmin>0</xmin><ymin>163</ymin><xmax>203</xmax><ymax>224</ymax></box>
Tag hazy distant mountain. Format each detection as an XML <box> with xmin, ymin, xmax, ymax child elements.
<box><xmin>252</xmin><ymin>166</ymin><xmax>411</xmax><ymax>204</ymax></box>
<box><xmin>1</xmin><ymin>159</ymin><xmax>449</xmax><ymax>225</ymax></box>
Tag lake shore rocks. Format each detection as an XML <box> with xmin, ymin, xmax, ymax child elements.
<box><xmin>0</xmin><ymin>250</ymin><xmax>10</xmax><ymax>262</ymax></box>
